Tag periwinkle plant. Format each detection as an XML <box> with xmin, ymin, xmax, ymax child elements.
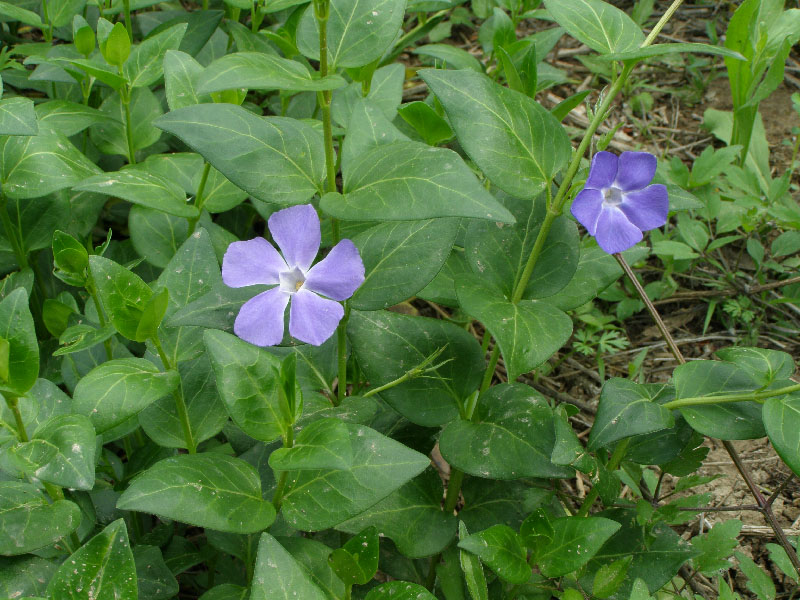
<box><xmin>0</xmin><ymin>0</ymin><xmax>799</xmax><ymax>599</ymax></box>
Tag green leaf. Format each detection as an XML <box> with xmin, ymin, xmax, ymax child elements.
<box><xmin>270</xmin><ymin>418</ymin><xmax>353</xmax><ymax>471</ymax></box>
<box><xmin>250</xmin><ymin>533</ymin><xmax>327</xmax><ymax>600</ymax></box>
<box><xmin>692</xmin><ymin>519</ymin><xmax>742</xmax><ymax>575</ymax></box>
<box><xmin>281</xmin><ymin>424</ymin><xmax>430</xmax><ymax>531</ymax></box>
<box><xmin>52</xmin><ymin>230</ymin><xmax>89</xmax><ymax>274</ymax></box>
<box><xmin>465</xmin><ymin>193</ymin><xmax>579</xmax><ymax>300</ymax></box>
<box><xmin>735</xmin><ymin>551</ymin><xmax>776</xmax><ymax>600</ymax></box>
<box><xmin>124</xmin><ymin>23</ymin><xmax>187</xmax><ymax>88</ymax></box>
<box><xmin>544</xmin><ymin>0</ymin><xmax>644</xmax><ymax>54</ymax></box>
<box><xmin>32</xmin><ymin>414</ymin><xmax>96</xmax><ymax>490</ymax></box>
<box><xmin>91</xmin><ymin>87</ymin><xmax>163</xmax><ymax>158</ymax></box>
<box><xmin>0</xmin><ymin>288</ymin><xmax>37</xmax><ymax>396</ymax></box>
<box><xmin>414</xmin><ymin>43</ymin><xmax>484</xmax><ymax>72</ymax></box>
<box><xmin>0</xmin><ymin>97</ymin><xmax>37</xmax><ymax>136</ymax></box>
<box><xmin>199</xmin><ymin>585</ymin><xmax>249</xmax><ymax>600</ymax></box>
<box><xmin>204</xmin><ymin>330</ymin><xmax>288</xmax><ymax>443</ymax></box>
<box><xmin>351</xmin><ymin>218</ymin><xmax>459</xmax><ymax>310</ymax></box>
<box><xmin>47</xmin><ymin>519</ymin><xmax>136</xmax><ymax>599</ymax></box>
<box><xmin>456</xmin><ymin>276</ymin><xmax>572</xmax><ymax>380</ymax></box>
<box><xmin>134</xmin><ymin>545</ymin><xmax>179</xmax><ymax>600</ymax></box>
<box><xmin>440</xmin><ymin>383</ymin><xmax>573</xmax><ymax>479</ymax></box>
<box><xmin>139</xmin><ymin>355</ymin><xmax>227</xmax><ymax>449</ymax></box>
<box><xmin>155</xmin><ymin>104</ymin><xmax>324</xmax><ymax>206</ymax></box>
<box><xmin>76</xmin><ymin>167</ymin><xmax>197</xmax><ymax>218</ymax></box>
<box><xmin>164</xmin><ymin>50</ymin><xmax>211</xmax><ymax>111</ymax></box>
<box><xmin>0</xmin><ymin>482</ymin><xmax>80</xmax><ymax>556</ymax></box>
<box><xmin>279</xmin><ymin>537</ymin><xmax>345</xmax><ymax>599</ymax></box>
<box><xmin>397</xmin><ymin>101</ymin><xmax>454</xmax><ymax>146</ymax></box>
<box><xmin>73</xmin><ymin>358</ymin><xmax>179</xmax><ymax>434</ymax></box>
<box><xmin>535</xmin><ymin>516</ymin><xmax>620</xmax><ymax>577</ymax></box>
<box><xmin>135</xmin><ymin>287</ymin><xmax>170</xmax><ymax>341</ymax></box>
<box><xmin>592</xmin><ymin>556</ymin><xmax>632</xmax><ymax>599</ymax></box>
<box><xmin>348</xmin><ymin>310</ymin><xmax>484</xmax><ymax>426</ymax></box>
<box><xmin>366</xmin><ymin>582</ymin><xmax>438</xmax><ymax>599</ymax></box>
<box><xmin>48</xmin><ymin>0</ymin><xmax>86</xmax><ymax>28</ymax></box>
<box><xmin>336</xmin><ymin>468</ymin><xmax>456</xmax><ymax>558</ymax></box>
<box><xmin>128</xmin><ymin>206</ymin><xmax>189</xmax><ymax>268</ymax></box>
<box><xmin>0</xmin><ymin>439</ymin><xmax>57</xmax><ymax>476</ymax></box>
<box><xmin>296</xmin><ymin>0</ymin><xmax>407</xmax><ymax>69</ymax></box>
<box><xmin>421</xmin><ymin>68</ymin><xmax>571</xmax><ymax>199</ymax></box>
<box><xmin>199</xmin><ymin>52</ymin><xmax>346</xmax><ymax>93</ymax></box>
<box><xmin>674</xmin><ymin>360</ymin><xmax>765</xmax><ymax>440</ymax></box>
<box><xmin>766</xmin><ymin>543</ymin><xmax>799</xmax><ymax>583</ymax></box>
<box><xmin>102</xmin><ymin>22</ymin><xmax>131</xmax><ymax>68</ymax></box>
<box><xmin>0</xmin><ymin>133</ymin><xmax>99</xmax><ymax>200</ymax></box>
<box><xmin>715</xmin><ymin>347</ymin><xmax>794</xmax><ymax>387</ymax></box>
<box><xmin>328</xmin><ymin>526</ymin><xmax>379</xmax><ymax>586</ymax></box>
<box><xmin>764</xmin><ymin>391</ymin><xmax>800</xmax><ymax>478</ymax></box>
<box><xmin>459</xmin><ymin>525</ymin><xmax>530</xmax><ymax>584</ymax></box>
<box><xmin>89</xmin><ymin>255</ymin><xmax>153</xmax><ymax>341</ymax></box>
<box><xmin>459</xmin><ymin>522</ymin><xmax>489</xmax><ymax>600</ymax></box>
<box><xmin>118</xmin><ymin>454</ymin><xmax>276</xmax><ymax>533</ymax></box>
<box><xmin>0</xmin><ymin>555</ymin><xmax>58</xmax><ymax>599</ymax></box>
<box><xmin>324</xmin><ymin>142</ymin><xmax>514</xmax><ymax>223</ymax></box>
<box><xmin>0</xmin><ymin>1</ymin><xmax>42</xmax><ymax>26</ymax></box>
<box><xmin>602</xmin><ymin>42</ymin><xmax>745</xmax><ymax>61</ymax></box>
<box><xmin>341</xmin><ymin>96</ymin><xmax>409</xmax><ymax>173</ymax></box>
<box><xmin>588</xmin><ymin>379</ymin><xmax>674</xmax><ymax>451</ymax></box>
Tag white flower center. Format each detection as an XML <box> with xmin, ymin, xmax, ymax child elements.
<box><xmin>603</xmin><ymin>186</ymin><xmax>624</xmax><ymax>206</ymax></box>
<box><xmin>279</xmin><ymin>266</ymin><xmax>305</xmax><ymax>294</ymax></box>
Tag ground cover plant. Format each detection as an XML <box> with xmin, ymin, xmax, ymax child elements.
<box><xmin>1</xmin><ymin>0</ymin><xmax>800</xmax><ymax>598</ymax></box>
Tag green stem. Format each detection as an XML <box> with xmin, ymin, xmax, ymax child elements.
<box><xmin>86</xmin><ymin>276</ymin><xmax>114</xmax><ymax>361</ymax></box>
<box><xmin>122</xmin><ymin>90</ymin><xmax>136</xmax><ymax>165</ymax></box>
<box><xmin>5</xmin><ymin>394</ymin><xmax>28</xmax><ymax>442</ymax></box>
<box><xmin>152</xmin><ymin>335</ymin><xmax>196</xmax><ymax>453</ymax></box>
<box><xmin>187</xmin><ymin>162</ymin><xmax>211</xmax><ymax>234</ymax></box>
<box><xmin>271</xmin><ymin>427</ymin><xmax>294</xmax><ymax>511</ymax></box>
<box><xmin>480</xmin><ymin>345</ymin><xmax>500</xmax><ymax>392</ymax></box>
<box><xmin>40</xmin><ymin>0</ymin><xmax>52</xmax><ymax>41</ymax></box>
<box><xmin>122</xmin><ymin>0</ymin><xmax>133</xmax><ymax>39</ymax></box>
<box><xmin>576</xmin><ymin>438</ymin><xmax>630</xmax><ymax>517</ymax></box>
<box><xmin>663</xmin><ymin>383</ymin><xmax>800</xmax><ymax>411</ymax></box>
<box><xmin>202</xmin><ymin>0</ymin><xmax>208</xmax><ymax>8</ymax></box>
<box><xmin>443</xmin><ymin>468</ymin><xmax>465</xmax><ymax>514</ymax></box>
<box><xmin>0</xmin><ymin>198</ymin><xmax>28</xmax><ymax>270</ymax></box>
<box><xmin>335</xmin><ymin>302</ymin><xmax>348</xmax><ymax>405</ymax></box>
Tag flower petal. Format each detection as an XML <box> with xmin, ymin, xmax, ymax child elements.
<box><xmin>614</xmin><ymin>151</ymin><xmax>657</xmax><ymax>191</ymax></box>
<box><xmin>268</xmin><ymin>204</ymin><xmax>321</xmax><ymax>272</ymax></box>
<box><xmin>222</xmin><ymin>238</ymin><xmax>287</xmax><ymax>288</ymax></box>
<box><xmin>570</xmin><ymin>188</ymin><xmax>604</xmax><ymax>235</ymax></box>
<box><xmin>234</xmin><ymin>288</ymin><xmax>289</xmax><ymax>347</ymax></box>
<box><xmin>304</xmin><ymin>239</ymin><xmax>365</xmax><ymax>301</ymax></box>
<box><xmin>620</xmin><ymin>184</ymin><xmax>668</xmax><ymax>231</ymax></box>
<box><xmin>585</xmin><ymin>151</ymin><xmax>618</xmax><ymax>189</ymax></box>
<box><xmin>595</xmin><ymin>206</ymin><xmax>642</xmax><ymax>254</ymax></box>
<box><xmin>289</xmin><ymin>289</ymin><xmax>344</xmax><ymax>346</ymax></box>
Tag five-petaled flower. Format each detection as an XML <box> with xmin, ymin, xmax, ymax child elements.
<box><xmin>570</xmin><ymin>150</ymin><xmax>668</xmax><ymax>254</ymax></box>
<box><xmin>222</xmin><ymin>204</ymin><xmax>365</xmax><ymax>347</ymax></box>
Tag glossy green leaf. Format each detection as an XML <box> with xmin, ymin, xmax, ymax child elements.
<box><xmin>89</xmin><ymin>255</ymin><xmax>153</xmax><ymax>341</ymax></box>
<box><xmin>0</xmin><ymin>133</ymin><xmax>99</xmax><ymax>200</ymax></box>
<box><xmin>0</xmin><ymin>97</ymin><xmax>37</xmax><ymax>136</ymax></box>
<box><xmin>366</xmin><ymin>582</ymin><xmax>438</xmax><ymax>600</ymax></box>
<box><xmin>544</xmin><ymin>0</ymin><xmax>644</xmax><ymax>54</ymax></box>
<box><xmin>118</xmin><ymin>454</ymin><xmax>276</xmax><ymax>533</ymax></box>
<box><xmin>0</xmin><ymin>1</ymin><xmax>42</xmax><ymax>26</ymax></box>
<box><xmin>199</xmin><ymin>52</ymin><xmax>346</xmax><ymax>93</ymax></box>
<box><xmin>199</xmin><ymin>585</ymin><xmax>249</xmax><ymax>600</ymax></box>
<box><xmin>588</xmin><ymin>379</ymin><xmax>674</xmax><ymax>451</ymax></box>
<box><xmin>47</xmin><ymin>519</ymin><xmax>137</xmax><ymax>599</ymax></box>
<box><xmin>341</xmin><ymin>96</ymin><xmax>409</xmax><ymax>173</ymax></box>
<box><xmin>0</xmin><ymin>482</ymin><xmax>80</xmax><ymax>556</ymax></box>
<box><xmin>691</xmin><ymin>519</ymin><xmax>742</xmax><ymax>575</ymax></box>
<box><xmin>0</xmin><ymin>288</ymin><xmax>38</xmax><ymax>396</ymax></box>
<box><xmin>76</xmin><ymin>167</ymin><xmax>197</xmax><ymax>218</ymax></box>
<box><xmin>128</xmin><ymin>206</ymin><xmax>189</xmax><ymax>268</ymax></box>
<box><xmin>164</xmin><ymin>50</ymin><xmax>211</xmax><ymax>110</ymax></box>
<box><xmin>32</xmin><ymin>414</ymin><xmax>96</xmax><ymax>490</ymax></box>
<box><xmin>296</xmin><ymin>0</ymin><xmax>407</xmax><ymax>69</ymax></box>
<box><xmin>204</xmin><ymin>329</ymin><xmax>288</xmax><ymax>442</ymax></box>
<box><xmin>0</xmin><ymin>439</ymin><xmax>57</xmax><ymax>476</ymax></box>
<box><xmin>459</xmin><ymin>522</ymin><xmax>489</xmax><ymax>600</ymax></box>
<box><xmin>102</xmin><ymin>22</ymin><xmax>132</xmax><ymax>68</ymax></box>
<box><xmin>459</xmin><ymin>525</ymin><xmax>530</xmax><ymax>584</ymax></box>
<box><xmin>48</xmin><ymin>0</ymin><xmax>86</xmax><ymax>28</ymax></box>
<box><xmin>124</xmin><ymin>23</ymin><xmax>187</xmax><ymax>88</ymax></box>
<box><xmin>323</xmin><ymin>142</ymin><xmax>514</xmax><ymax>223</ymax></box>
<box><xmin>33</xmin><ymin>99</ymin><xmax>111</xmax><ymax>139</ymax></box>
<box><xmin>250</xmin><ymin>533</ymin><xmax>327</xmax><ymax>600</ymax></box>
<box><xmin>736</xmin><ymin>551</ymin><xmax>776</xmax><ymax>600</ymax></box>
<box><xmin>270</xmin><ymin>418</ymin><xmax>353</xmax><ymax>471</ymax></box>
<box><xmin>156</xmin><ymin>104</ymin><xmax>325</xmax><ymax>205</ymax></box>
<box><xmin>328</xmin><ymin>526</ymin><xmax>379</xmax><ymax>586</ymax></box>
<box><xmin>715</xmin><ymin>347</ymin><xmax>794</xmax><ymax>387</ymax></box>
<box><xmin>674</xmin><ymin>360</ymin><xmax>765</xmax><ymax>440</ymax></box>
<box><xmin>397</xmin><ymin>101</ymin><xmax>454</xmax><ymax>146</ymax></box>
<box><xmin>764</xmin><ymin>391</ymin><xmax>800</xmax><ymax>478</ymax></box>
<box><xmin>535</xmin><ymin>516</ymin><xmax>620</xmax><ymax>577</ymax></box>
<box><xmin>414</xmin><ymin>43</ymin><xmax>483</xmax><ymax>72</ymax></box>
<box><xmin>421</xmin><ymin>68</ymin><xmax>571</xmax><ymax>198</ymax></box>
<box><xmin>73</xmin><ymin>358</ymin><xmax>179</xmax><ymax>433</ymax></box>
<box><xmin>0</xmin><ymin>555</ymin><xmax>58</xmax><ymax>599</ymax></box>
<box><xmin>279</xmin><ymin>537</ymin><xmax>344</xmax><ymax>599</ymax></box>
<box><xmin>134</xmin><ymin>545</ymin><xmax>179</xmax><ymax>600</ymax></box>
<box><xmin>91</xmin><ymin>87</ymin><xmax>163</xmax><ymax>157</ymax></box>
<box><xmin>348</xmin><ymin>310</ymin><xmax>484</xmax><ymax>426</ymax></box>
<box><xmin>351</xmin><ymin>218</ymin><xmax>459</xmax><ymax>310</ymax></box>
<box><xmin>603</xmin><ymin>42</ymin><xmax>745</xmax><ymax>62</ymax></box>
<box><xmin>593</xmin><ymin>556</ymin><xmax>632</xmax><ymax>599</ymax></box>
<box><xmin>465</xmin><ymin>193</ymin><xmax>579</xmax><ymax>300</ymax></box>
<box><xmin>336</xmin><ymin>468</ymin><xmax>456</xmax><ymax>558</ymax></box>
<box><xmin>281</xmin><ymin>424</ymin><xmax>430</xmax><ymax>531</ymax></box>
<box><xmin>440</xmin><ymin>383</ymin><xmax>573</xmax><ymax>479</ymax></box>
<box><xmin>456</xmin><ymin>277</ymin><xmax>572</xmax><ymax>380</ymax></box>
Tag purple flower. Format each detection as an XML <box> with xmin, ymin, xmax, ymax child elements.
<box><xmin>570</xmin><ymin>151</ymin><xmax>668</xmax><ymax>254</ymax></box>
<box><xmin>222</xmin><ymin>204</ymin><xmax>364</xmax><ymax>347</ymax></box>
